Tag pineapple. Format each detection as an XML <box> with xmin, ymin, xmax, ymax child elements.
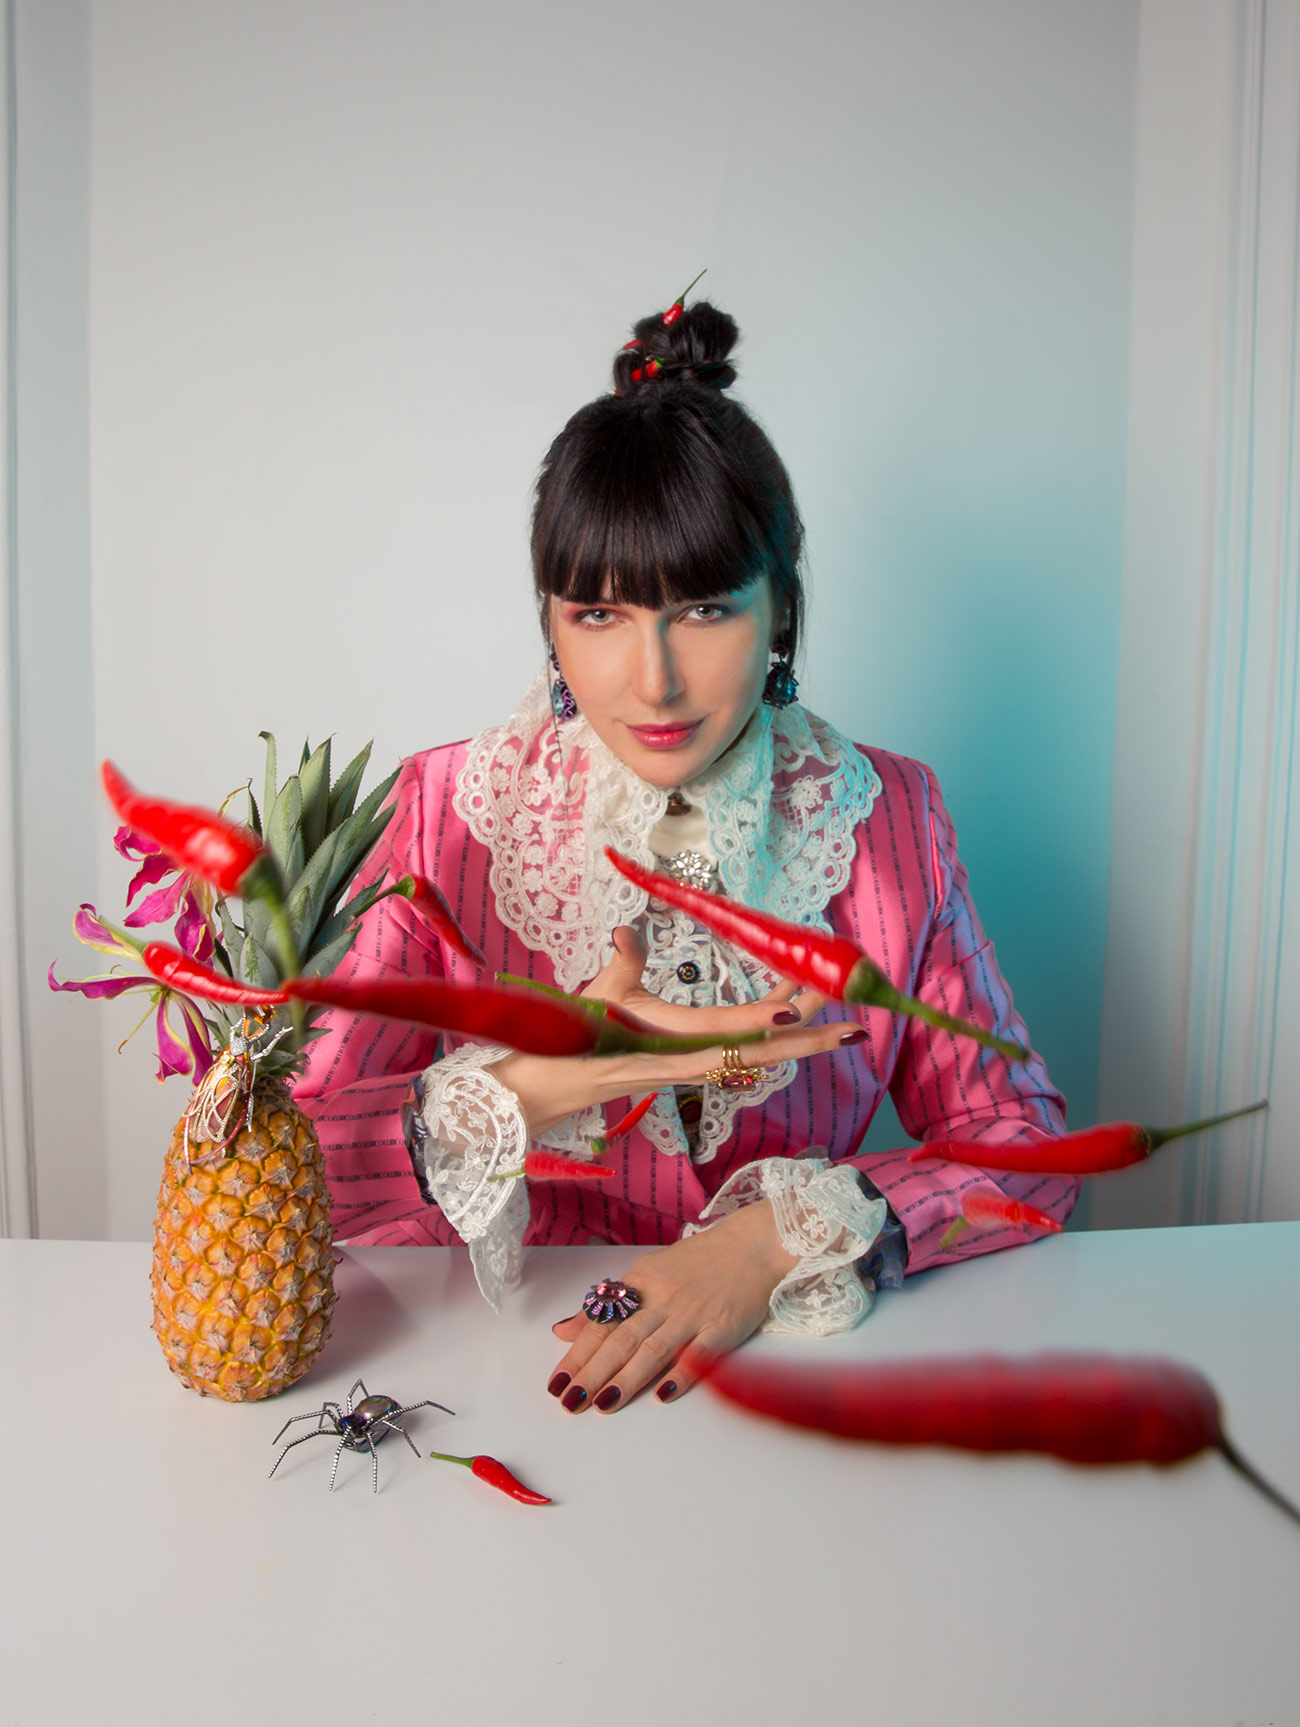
<box><xmin>149</xmin><ymin>735</ymin><xmax>399</xmax><ymax>1402</ymax></box>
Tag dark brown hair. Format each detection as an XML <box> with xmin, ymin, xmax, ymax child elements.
<box><xmin>531</xmin><ymin>300</ymin><xmax>805</xmax><ymax>658</ymax></box>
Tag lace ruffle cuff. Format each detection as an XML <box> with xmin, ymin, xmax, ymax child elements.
<box><xmin>683</xmin><ymin>1154</ymin><xmax>888</xmax><ymax>1336</ymax></box>
<box><xmin>404</xmin><ymin>1046</ymin><xmax>606</xmax><ymax>1311</ymax></box>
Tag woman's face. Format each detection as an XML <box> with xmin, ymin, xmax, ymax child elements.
<box><xmin>549</xmin><ymin>577</ymin><xmax>779</xmax><ymax>788</ymax></box>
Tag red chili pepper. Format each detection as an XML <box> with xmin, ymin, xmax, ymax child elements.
<box><xmin>397</xmin><ymin>874</ymin><xmax>487</xmax><ymax>967</ymax></box>
<box><xmin>605</xmin><ymin>848</ymin><xmax>1027</xmax><ymax>1061</ymax></box>
<box><xmin>285</xmin><ymin>974</ymin><xmax>756</xmax><ymax>1060</ymax></box>
<box><xmin>908</xmin><ymin>1100</ymin><xmax>1268</xmax><ymax>1175</ymax></box>
<box><xmin>698</xmin><ymin>1351</ymin><xmax>1300</xmax><ymax>1524</ymax></box>
<box><xmin>490</xmin><ymin>1151</ymin><xmax>616</xmax><ymax>1183</ymax></box>
<box><xmin>662</xmin><ymin>267</ymin><xmax>707</xmax><ymax>325</ymax></box>
<box><xmin>605</xmin><ymin>1092</ymin><xmax>657</xmax><ymax>1138</ymax></box>
<box><xmin>143</xmin><ymin>942</ymin><xmax>291</xmax><ymax>1006</ymax></box>
<box><xmin>428</xmin><ymin>1450</ymin><xmax>551</xmax><ymax>1505</ymax></box>
<box><xmin>939</xmin><ymin>1186</ymin><xmax>1061</xmax><ymax>1249</ymax></box>
<box><xmin>102</xmin><ymin>762</ymin><xmax>272</xmax><ymax>899</ymax></box>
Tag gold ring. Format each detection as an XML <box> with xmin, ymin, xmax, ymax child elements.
<box><xmin>703</xmin><ymin>1046</ymin><xmax>769</xmax><ymax>1090</ymax></box>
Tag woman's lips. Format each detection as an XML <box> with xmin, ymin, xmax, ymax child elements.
<box><xmin>627</xmin><ymin>720</ymin><xmax>702</xmax><ymax>750</ymax></box>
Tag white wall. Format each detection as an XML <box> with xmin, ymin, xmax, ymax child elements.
<box><xmin>17</xmin><ymin>0</ymin><xmax>1141</xmax><ymax>1237</ymax></box>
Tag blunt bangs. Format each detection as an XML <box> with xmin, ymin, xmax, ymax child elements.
<box><xmin>531</xmin><ymin>326</ymin><xmax>805</xmax><ymax>655</ymax></box>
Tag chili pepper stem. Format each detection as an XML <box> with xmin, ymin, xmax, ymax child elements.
<box><xmin>1217</xmin><ymin>1435</ymin><xmax>1300</xmax><ymax>1529</ymax></box>
<box><xmin>427</xmin><ymin>1450</ymin><xmax>474</xmax><ymax>1467</ymax></box>
<box><xmin>847</xmin><ymin>964</ymin><xmax>1028</xmax><ymax>1062</ymax></box>
<box><xmin>486</xmin><ymin>1169</ymin><xmax>522</xmax><ymax>1184</ymax></box>
<box><xmin>1147</xmin><ymin>1099</ymin><xmax>1268</xmax><ymax>1152</ymax></box>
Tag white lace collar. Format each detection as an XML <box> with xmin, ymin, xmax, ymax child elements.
<box><xmin>454</xmin><ymin>672</ymin><xmax>882</xmax><ymax>1165</ymax></box>
<box><xmin>454</xmin><ymin>669</ymin><xmax>880</xmax><ymax>997</ymax></box>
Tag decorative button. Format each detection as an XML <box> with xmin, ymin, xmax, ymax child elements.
<box><xmin>676</xmin><ymin>961</ymin><xmax>701</xmax><ymax>984</ymax></box>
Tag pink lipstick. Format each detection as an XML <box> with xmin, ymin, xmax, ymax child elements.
<box><xmin>627</xmin><ymin>721</ymin><xmax>702</xmax><ymax>751</ymax></box>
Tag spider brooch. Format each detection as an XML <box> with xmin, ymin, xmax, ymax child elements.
<box><xmin>269</xmin><ymin>1378</ymin><xmax>454</xmax><ymax>1492</ymax></box>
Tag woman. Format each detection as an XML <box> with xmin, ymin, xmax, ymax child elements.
<box><xmin>295</xmin><ymin>293</ymin><xmax>1077</xmax><ymax>1414</ymax></box>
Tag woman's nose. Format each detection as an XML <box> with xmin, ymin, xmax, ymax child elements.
<box><xmin>634</xmin><ymin>625</ymin><xmax>684</xmax><ymax>708</ymax></box>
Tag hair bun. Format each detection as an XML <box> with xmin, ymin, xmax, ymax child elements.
<box><xmin>612</xmin><ymin>299</ymin><xmax>739</xmax><ymax>395</ymax></box>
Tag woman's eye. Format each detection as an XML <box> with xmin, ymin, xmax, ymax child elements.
<box><xmin>574</xmin><ymin>608</ymin><xmax>613</xmax><ymax>627</ymax></box>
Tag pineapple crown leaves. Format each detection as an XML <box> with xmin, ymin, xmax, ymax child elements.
<box><xmin>205</xmin><ymin>734</ymin><xmax>400</xmax><ymax>1077</ymax></box>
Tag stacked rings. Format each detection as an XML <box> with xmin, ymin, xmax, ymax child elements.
<box><xmin>702</xmin><ymin>1045</ymin><xmax>769</xmax><ymax>1091</ymax></box>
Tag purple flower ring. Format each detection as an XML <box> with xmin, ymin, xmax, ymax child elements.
<box><xmin>582</xmin><ymin>1278</ymin><xmax>642</xmax><ymax>1324</ymax></box>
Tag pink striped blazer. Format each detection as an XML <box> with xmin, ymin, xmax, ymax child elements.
<box><xmin>294</xmin><ymin>740</ymin><xmax>1077</xmax><ymax>1274</ymax></box>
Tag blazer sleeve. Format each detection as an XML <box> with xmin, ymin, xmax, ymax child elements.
<box><xmin>844</xmin><ymin>762</ymin><xmax>1079</xmax><ymax>1276</ymax></box>
<box><xmin>292</xmin><ymin>756</ymin><xmax>445</xmax><ymax>1238</ymax></box>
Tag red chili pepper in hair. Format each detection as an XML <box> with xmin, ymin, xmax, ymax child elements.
<box><xmin>428</xmin><ymin>1450</ymin><xmax>551</xmax><ymax>1505</ymax></box>
<box><xmin>143</xmin><ymin>942</ymin><xmax>291</xmax><ymax>1006</ymax></box>
<box><xmin>396</xmin><ymin>875</ymin><xmax>487</xmax><ymax>967</ymax></box>
<box><xmin>698</xmin><ymin>1351</ymin><xmax>1300</xmax><ymax>1525</ymax></box>
<box><xmin>662</xmin><ymin>268</ymin><xmax>707</xmax><ymax>325</ymax></box>
<box><xmin>102</xmin><ymin>762</ymin><xmax>274</xmax><ymax>899</ymax></box>
<box><xmin>605</xmin><ymin>849</ymin><xmax>1027</xmax><ymax>1061</ymax></box>
<box><xmin>908</xmin><ymin>1100</ymin><xmax>1268</xmax><ymax>1175</ymax></box>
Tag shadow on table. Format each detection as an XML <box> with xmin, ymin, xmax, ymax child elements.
<box><xmin>317</xmin><ymin>1249</ymin><xmax>435</xmax><ymax>1377</ymax></box>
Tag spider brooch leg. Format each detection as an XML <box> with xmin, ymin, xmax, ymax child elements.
<box><xmin>373</xmin><ymin>1398</ymin><xmax>457</xmax><ymax>1460</ymax></box>
<box><xmin>328</xmin><ymin>1435</ymin><xmax>350</xmax><ymax>1493</ymax></box>
<box><xmin>268</xmin><ymin>1425</ymin><xmax>343</xmax><ymax>1480</ymax></box>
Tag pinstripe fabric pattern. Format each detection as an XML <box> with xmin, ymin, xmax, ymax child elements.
<box><xmin>294</xmin><ymin>739</ymin><xmax>1077</xmax><ymax>1273</ymax></box>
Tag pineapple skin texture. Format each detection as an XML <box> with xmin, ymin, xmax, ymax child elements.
<box><xmin>151</xmin><ymin>1081</ymin><xmax>337</xmax><ymax>1401</ymax></box>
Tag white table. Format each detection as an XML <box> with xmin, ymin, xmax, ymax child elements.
<box><xmin>2</xmin><ymin>1225</ymin><xmax>1298</xmax><ymax>1727</ymax></box>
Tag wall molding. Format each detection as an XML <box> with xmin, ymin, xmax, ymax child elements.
<box><xmin>1179</xmin><ymin>0</ymin><xmax>1300</xmax><ymax>1223</ymax></box>
<box><xmin>0</xmin><ymin>0</ymin><xmax>35</xmax><ymax>1240</ymax></box>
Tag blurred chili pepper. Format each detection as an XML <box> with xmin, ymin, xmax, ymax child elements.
<box><xmin>428</xmin><ymin>1450</ymin><xmax>551</xmax><ymax>1505</ymax></box>
<box><xmin>396</xmin><ymin>874</ymin><xmax>487</xmax><ymax>967</ymax></box>
<box><xmin>605</xmin><ymin>1092</ymin><xmax>658</xmax><ymax>1138</ymax></box>
<box><xmin>143</xmin><ymin>942</ymin><xmax>291</xmax><ymax>1006</ymax></box>
<box><xmin>286</xmin><ymin>973</ymin><xmax>760</xmax><ymax>1060</ymax></box>
<box><xmin>698</xmin><ymin>1350</ymin><xmax>1300</xmax><ymax>1525</ymax></box>
<box><xmin>908</xmin><ymin>1100</ymin><xmax>1268</xmax><ymax>1175</ymax></box>
<box><xmin>489</xmin><ymin>1151</ymin><xmax>617</xmax><ymax>1183</ymax></box>
<box><xmin>102</xmin><ymin>762</ymin><xmax>276</xmax><ymax>901</ymax></box>
<box><xmin>938</xmin><ymin>1186</ymin><xmax>1062</xmax><ymax>1250</ymax></box>
<box><xmin>605</xmin><ymin>848</ymin><xmax>1026</xmax><ymax>1061</ymax></box>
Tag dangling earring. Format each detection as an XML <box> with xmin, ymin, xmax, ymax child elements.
<box><xmin>762</xmin><ymin>634</ymin><xmax>798</xmax><ymax>708</ymax></box>
<box><xmin>549</xmin><ymin>648</ymin><xmax>578</xmax><ymax>722</ymax></box>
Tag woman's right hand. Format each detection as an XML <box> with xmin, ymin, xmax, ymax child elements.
<box><xmin>488</xmin><ymin>925</ymin><xmax>865</xmax><ymax>1139</ymax></box>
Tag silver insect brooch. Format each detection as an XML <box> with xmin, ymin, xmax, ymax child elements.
<box><xmin>269</xmin><ymin>1378</ymin><xmax>453</xmax><ymax>1492</ymax></box>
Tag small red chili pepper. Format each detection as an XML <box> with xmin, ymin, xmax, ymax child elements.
<box><xmin>630</xmin><ymin>367</ymin><xmax>644</xmax><ymax>382</ymax></box>
<box><xmin>428</xmin><ymin>1450</ymin><xmax>551</xmax><ymax>1505</ymax></box>
<box><xmin>489</xmin><ymin>1151</ymin><xmax>617</xmax><ymax>1183</ymax></box>
<box><xmin>605</xmin><ymin>1092</ymin><xmax>657</xmax><ymax>1139</ymax></box>
<box><xmin>102</xmin><ymin>762</ymin><xmax>277</xmax><ymax>900</ymax></box>
<box><xmin>621</xmin><ymin>339</ymin><xmax>642</xmax><ymax>351</ymax></box>
<box><xmin>605</xmin><ymin>848</ymin><xmax>1027</xmax><ymax>1061</ymax></box>
<box><xmin>644</xmin><ymin>358</ymin><xmax>660</xmax><ymax>378</ymax></box>
<box><xmin>143</xmin><ymin>942</ymin><xmax>291</xmax><ymax>1006</ymax></box>
<box><xmin>662</xmin><ymin>268</ymin><xmax>707</xmax><ymax>325</ymax></box>
<box><xmin>698</xmin><ymin>1351</ymin><xmax>1300</xmax><ymax>1525</ymax></box>
<box><xmin>495</xmin><ymin>971</ymin><xmax>764</xmax><ymax>1054</ymax></box>
<box><xmin>285</xmin><ymin>973</ymin><xmax>759</xmax><ymax>1060</ymax></box>
<box><xmin>396</xmin><ymin>874</ymin><xmax>487</xmax><ymax>967</ymax></box>
<box><xmin>908</xmin><ymin>1100</ymin><xmax>1268</xmax><ymax>1175</ymax></box>
<box><xmin>938</xmin><ymin>1186</ymin><xmax>1062</xmax><ymax>1249</ymax></box>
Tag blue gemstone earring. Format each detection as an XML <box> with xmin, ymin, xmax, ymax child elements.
<box><xmin>549</xmin><ymin>649</ymin><xmax>578</xmax><ymax>722</ymax></box>
<box><xmin>762</xmin><ymin>638</ymin><xmax>798</xmax><ymax>708</ymax></box>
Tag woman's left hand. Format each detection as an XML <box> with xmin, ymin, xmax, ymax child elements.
<box><xmin>546</xmin><ymin>1198</ymin><xmax>798</xmax><ymax>1412</ymax></box>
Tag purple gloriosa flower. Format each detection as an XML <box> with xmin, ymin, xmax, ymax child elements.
<box><xmin>49</xmin><ymin>902</ymin><xmax>214</xmax><ymax>1084</ymax></box>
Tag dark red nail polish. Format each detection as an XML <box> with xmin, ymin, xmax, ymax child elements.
<box><xmin>548</xmin><ymin>1372</ymin><xmax>570</xmax><ymax>1397</ymax></box>
<box><xmin>655</xmin><ymin>1380</ymin><xmax>678</xmax><ymax>1402</ymax></box>
<box><xmin>594</xmin><ymin>1386</ymin><xmax>622</xmax><ymax>1411</ymax></box>
<box><xmin>561</xmin><ymin>1384</ymin><xmax>587</xmax><ymax>1412</ymax></box>
<box><xmin>553</xmin><ymin>1313</ymin><xmax>578</xmax><ymax>1326</ymax></box>
<box><xmin>772</xmin><ymin>1008</ymin><xmax>800</xmax><ymax>1025</ymax></box>
<box><xmin>839</xmin><ymin>1027</ymin><xmax>868</xmax><ymax>1046</ymax></box>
